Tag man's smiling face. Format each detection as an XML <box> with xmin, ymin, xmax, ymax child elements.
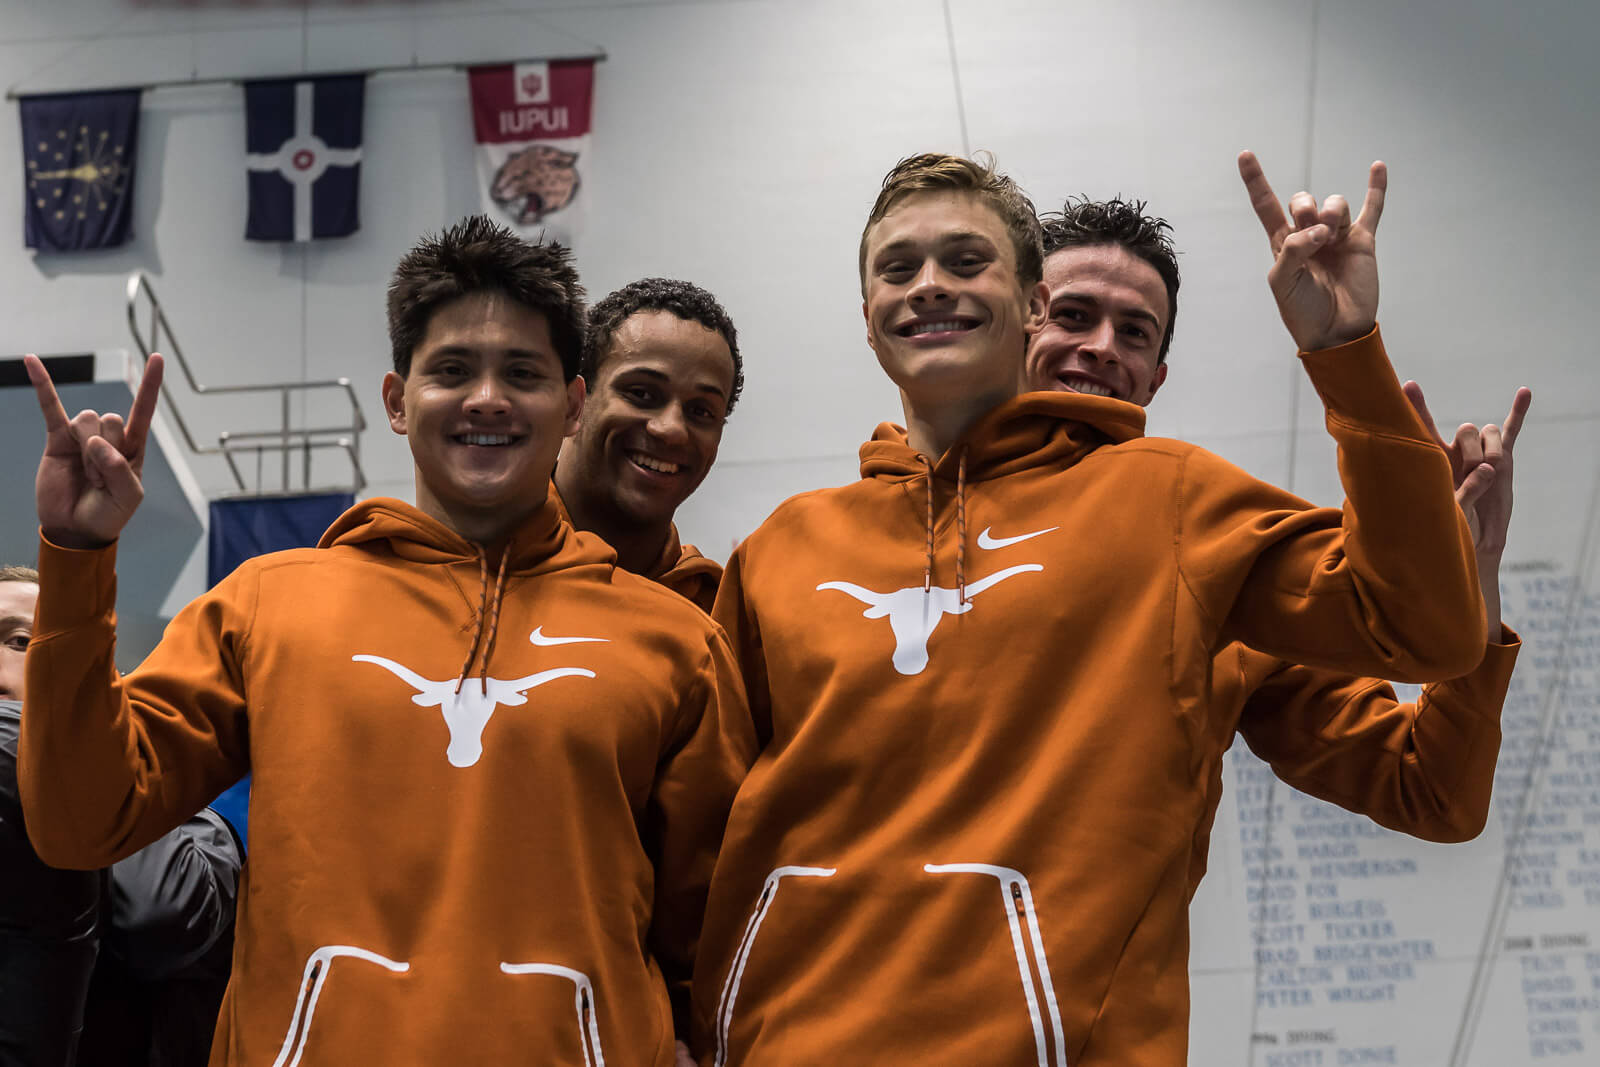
<box><xmin>1025</xmin><ymin>243</ymin><xmax>1170</xmax><ymax>406</ymax></box>
<box><xmin>566</xmin><ymin>309</ymin><xmax>736</xmax><ymax>528</ymax></box>
<box><xmin>383</xmin><ymin>289</ymin><xmax>582</xmax><ymax>530</ymax></box>
<box><xmin>862</xmin><ymin>190</ymin><xmax>1046</xmax><ymax>408</ymax></box>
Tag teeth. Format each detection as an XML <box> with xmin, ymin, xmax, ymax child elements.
<box><xmin>1064</xmin><ymin>380</ymin><xmax>1114</xmax><ymax>398</ymax></box>
<box><xmin>906</xmin><ymin>320</ymin><xmax>971</xmax><ymax>337</ymax></box>
<box><xmin>459</xmin><ymin>433</ymin><xmax>513</xmax><ymax>446</ymax></box>
<box><xmin>629</xmin><ymin>451</ymin><xmax>681</xmax><ymax>474</ymax></box>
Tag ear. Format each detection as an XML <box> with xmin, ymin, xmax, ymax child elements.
<box><xmin>1144</xmin><ymin>362</ymin><xmax>1170</xmax><ymax>405</ymax></box>
<box><xmin>862</xmin><ymin>299</ymin><xmax>879</xmax><ymax>355</ymax></box>
<box><xmin>381</xmin><ymin>371</ymin><xmax>407</xmax><ymax>436</ymax></box>
<box><xmin>562</xmin><ymin>374</ymin><xmax>586</xmax><ymax>437</ymax></box>
<box><xmin>1023</xmin><ymin>281</ymin><xmax>1049</xmax><ymax>335</ymax></box>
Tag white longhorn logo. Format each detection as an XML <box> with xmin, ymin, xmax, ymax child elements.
<box><xmin>817</xmin><ymin>564</ymin><xmax>1043</xmax><ymax>675</ymax></box>
<box><xmin>353</xmin><ymin>655</ymin><xmax>595</xmax><ymax>767</ymax></box>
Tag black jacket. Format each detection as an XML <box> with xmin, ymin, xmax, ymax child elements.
<box><xmin>1</xmin><ymin>698</ymin><xmax>100</xmax><ymax>1066</ymax></box>
<box><xmin>2</xmin><ymin>701</ymin><xmax>242</xmax><ymax>1067</ymax></box>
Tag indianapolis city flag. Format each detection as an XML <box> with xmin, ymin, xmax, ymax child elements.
<box><xmin>20</xmin><ymin>89</ymin><xmax>140</xmax><ymax>251</ymax></box>
<box><xmin>468</xmin><ymin>59</ymin><xmax>594</xmax><ymax>246</ymax></box>
<box><xmin>244</xmin><ymin>75</ymin><xmax>365</xmax><ymax>242</ymax></box>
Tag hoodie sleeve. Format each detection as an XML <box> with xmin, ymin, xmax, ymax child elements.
<box><xmin>21</xmin><ymin>537</ymin><xmax>253</xmax><ymax>870</ymax></box>
<box><xmin>1176</xmin><ymin>327</ymin><xmax>1486</xmax><ymax>682</ymax></box>
<box><xmin>1237</xmin><ymin>627</ymin><xmax>1518</xmax><ymax>842</ymax></box>
<box><xmin>711</xmin><ymin>545</ymin><xmax>773</xmax><ymax>749</ymax></box>
<box><xmin>644</xmin><ymin>624</ymin><xmax>757</xmax><ymax>1038</ymax></box>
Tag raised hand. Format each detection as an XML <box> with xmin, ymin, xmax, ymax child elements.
<box><xmin>1402</xmin><ymin>381</ymin><xmax>1532</xmax><ymax>556</ymax></box>
<box><xmin>1238</xmin><ymin>150</ymin><xmax>1386</xmax><ymax>352</ymax></box>
<box><xmin>27</xmin><ymin>353</ymin><xmax>165</xmax><ymax>550</ymax></box>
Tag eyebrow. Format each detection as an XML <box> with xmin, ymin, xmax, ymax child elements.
<box><xmin>0</xmin><ymin>615</ymin><xmax>31</xmax><ymax>629</ymax></box>
<box><xmin>614</xmin><ymin>366</ymin><xmax>728</xmax><ymax>399</ymax></box>
<box><xmin>874</xmin><ymin>231</ymin><xmax>997</xmax><ymax>258</ymax></box>
<box><xmin>1051</xmin><ymin>291</ymin><xmax>1162</xmax><ymax>330</ymax></box>
<box><xmin>423</xmin><ymin>345</ymin><xmax>548</xmax><ymax>362</ymax></box>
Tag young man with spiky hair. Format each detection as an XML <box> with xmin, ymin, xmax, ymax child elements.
<box><xmin>1027</xmin><ymin>193</ymin><xmax>1528</xmax><ymax>906</ymax></box>
<box><xmin>19</xmin><ymin>216</ymin><xmax>754</xmax><ymax>1065</ymax></box>
<box><xmin>689</xmin><ymin>153</ymin><xmax>1487</xmax><ymax>1065</ymax></box>
<box><xmin>554</xmin><ymin>277</ymin><xmax>744</xmax><ymax>612</ymax></box>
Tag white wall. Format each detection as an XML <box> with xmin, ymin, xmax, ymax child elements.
<box><xmin>4</xmin><ymin>0</ymin><xmax>1598</xmax><ymax>1061</ymax></box>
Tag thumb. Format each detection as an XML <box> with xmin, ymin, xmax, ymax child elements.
<box><xmin>1455</xmin><ymin>462</ymin><xmax>1495</xmax><ymax>512</ymax></box>
<box><xmin>84</xmin><ymin>435</ymin><xmax>145</xmax><ymax>515</ymax></box>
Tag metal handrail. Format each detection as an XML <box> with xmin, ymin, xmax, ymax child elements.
<box><xmin>125</xmin><ymin>271</ymin><xmax>367</xmax><ymax>495</ymax></box>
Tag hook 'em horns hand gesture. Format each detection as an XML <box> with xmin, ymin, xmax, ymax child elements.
<box><xmin>25</xmin><ymin>353</ymin><xmax>165</xmax><ymax>551</ymax></box>
<box><xmin>1238</xmin><ymin>150</ymin><xmax>1386</xmax><ymax>353</ymax></box>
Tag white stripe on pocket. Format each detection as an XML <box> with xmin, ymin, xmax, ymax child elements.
<box><xmin>715</xmin><ymin>865</ymin><xmax>837</xmax><ymax>1067</ymax></box>
<box><xmin>500</xmin><ymin>961</ymin><xmax>606</xmax><ymax>1067</ymax></box>
<box><xmin>271</xmin><ymin>945</ymin><xmax>410</xmax><ymax>1067</ymax></box>
<box><xmin>925</xmin><ymin>863</ymin><xmax>1066</xmax><ymax>1067</ymax></box>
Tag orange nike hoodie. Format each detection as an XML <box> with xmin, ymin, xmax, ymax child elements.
<box><xmin>690</xmin><ymin>329</ymin><xmax>1486</xmax><ymax>1066</ymax></box>
<box><xmin>21</xmin><ymin>496</ymin><xmax>754</xmax><ymax>1066</ymax></box>
<box><xmin>551</xmin><ymin>483</ymin><xmax>723</xmax><ymax>612</ymax></box>
<box><xmin>1182</xmin><ymin>630</ymin><xmax>1520</xmax><ymax>899</ymax></box>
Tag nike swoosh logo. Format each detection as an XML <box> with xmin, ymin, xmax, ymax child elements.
<box><xmin>529</xmin><ymin>626</ymin><xmax>609</xmax><ymax>646</ymax></box>
<box><xmin>976</xmin><ymin>526</ymin><xmax>1059</xmax><ymax>550</ymax></box>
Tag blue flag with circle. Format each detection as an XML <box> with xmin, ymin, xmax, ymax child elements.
<box><xmin>244</xmin><ymin>75</ymin><xmax>365</xmax><ymax>242</ymax></box>
<box><xmin>20</xmin><ymin>89</ymin><xmax>140</xmax><ymax>251</ymax></box>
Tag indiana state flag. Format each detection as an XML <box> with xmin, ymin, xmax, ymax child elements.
<box><xmin>244</xmin><ymin>75</ymin><xmax>365</xmax><ymax>242</ymax></box>
<box><xmin>21</xmin><ymin>89</ymin><xmax>140</xmax><ymax>251</ymax></box>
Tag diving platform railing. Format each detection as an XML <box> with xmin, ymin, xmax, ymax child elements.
<box><xmin>125</xmin><ymin>271</ymin><xmax>367</xmax><ymax>496</ymax></box>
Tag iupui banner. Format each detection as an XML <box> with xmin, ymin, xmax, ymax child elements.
<box><xmin>244</xmin><ymin>75</ymin><xmax>365</xmax><ymax>242</ymax></box>
<box><xmin>20</xmin><ymin>89</ymin><xmax>140</xmax><ymax>251</ymax></box>
<box><xmin>468</xmin><ymin>60</ymin><xmax>594</xmax><ymax>245</ymax></box>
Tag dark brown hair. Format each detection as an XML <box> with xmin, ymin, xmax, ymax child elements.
<box><xmin>386</xmin><ymin>215</ymin><xmax>586</xmax><ymax>379</ymax></box>
<box><xmin>1039</xmin><ymin>196</ymin><xmax>1181</xmax><ymax>363</ymax></box>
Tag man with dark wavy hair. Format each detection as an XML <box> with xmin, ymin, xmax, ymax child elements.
<box><xmin>1026</xmin><ymin>193</ymin><xmax>1527</xmax><ymax>905</ymax></box>
<box><xmin>20</xmin><ymin>216</ymin><xmax>752</xmax><ymax>1065</ymax></box>
<box><xmin>554</xmin><ymin>278</ymin><xmax>744</xmax><ymax>612</ymax></box>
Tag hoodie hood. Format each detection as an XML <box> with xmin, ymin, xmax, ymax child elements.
<box><xmin>651</xmin><ymin>536</ymin><xmax>723</xmax><ymax>614</ymax></box>
<box><xmin>319</xmin><ymin>496</ymin><xmax>608</xmax><ymax>575</ymax></box>
<box><xmin>858</xmin><ymin>389</ymin><xmax>1145</xmax><ymax>481</ymax></box>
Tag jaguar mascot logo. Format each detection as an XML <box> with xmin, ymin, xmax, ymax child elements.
<box><xmin>490</xmin><ymin>144</ymin><xmax>580</xmax><ymax>225</ymax></box>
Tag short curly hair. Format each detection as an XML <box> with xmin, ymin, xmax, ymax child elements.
<box><xmin>583</xmin><ymin>278</ymin><xmax>744</xmax><ymax>415</ymax></box>
<box><xmin>386</xmin><ymin>214</ymin><xmax>586</xmax><ymax>380</ymax></box>
<box><xmin>1038</xmin><ymin>196</ymin><xmax>1181</xmax><ymax>364</ymax></box>
<box><xmin>860</xmin><ymin>152</ymin><xmax>1044</xmax><ymax>294</ymax></box>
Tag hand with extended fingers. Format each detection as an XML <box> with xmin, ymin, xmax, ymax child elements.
<box><xmin>25</xmin><ymin>353</ymin><xmax>165</xmax><ymax>551</ymax></box>
<box><xmin>1403</xmin><ymin>381</ymin><xmax>1532</xmax><ymax>558</ymax></box>
<box><xmin>1238</xmin><ymin>150</ymin><xmax>1386</xmax><ymax>352</ymax></box>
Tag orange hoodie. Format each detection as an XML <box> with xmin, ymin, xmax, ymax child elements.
<box><xmin>21</xmin><ymin>497</ymin><xmax>754</xmax><ymax>1066</ymax></box>
<box><xmin>690</xmin><ymin>329</ymin><xmax>1486</xmax><ymax>1066</ymax></box>
<box><xmin>1183</xmin><ymin>630</ymin><xmax>1519</xmax><ymax>898</ymax></box>
<box><xmin>551</xmin><ymin>483</ymin><xmax>723</xmax><ymax>612</ymax></box>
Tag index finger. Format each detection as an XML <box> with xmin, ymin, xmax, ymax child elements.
<box><xmin>23</xmin><ymin>353</ymin><xmax>72</xmax><ymax>432</ymax></box>
<box><xmin>1354</xmin><ymin>160</ymin><xmax>1387</xmax><ymax>235</ymax></box>
<box><xmin>1501</xmin><ymin>386</ymin><xmax>1532</xmax><ymax>449</ymax></box>
<box><xmin>122</xmin><ymin>353</ymin><xmax>165</xmax><ymax>457</ymax></box>
<box><xmin>1238</xmin><ymin>150</ymin><xmax>1289</xmax><ymax>251</ymax></box>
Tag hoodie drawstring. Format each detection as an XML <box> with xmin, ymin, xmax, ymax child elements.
<box><xmin>955</xmin><ymin>449</ymin><xmax>968</xmax><ymax>605</ymax></box>
<box><xmin>454</xmin><ymin>544</ymin><xmax>512</xmax><ymax>696</ymax></box>
<box><xmin>922</xmin><ymin>448</ymin><xmax>970</xmax><ymax>605</ymax></box>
